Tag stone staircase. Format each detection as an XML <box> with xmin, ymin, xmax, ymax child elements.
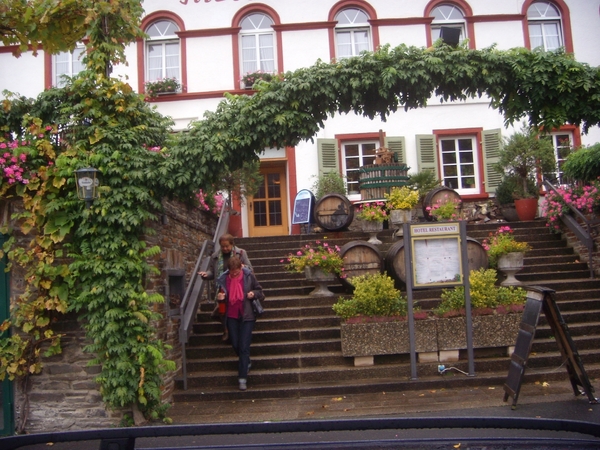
<box><xmin>173</xmin><ymin>220</ymin><xmax>600</xmax><ymax>402</ymax></box>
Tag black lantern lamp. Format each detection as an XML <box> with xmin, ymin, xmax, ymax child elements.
<box><xmin>74</xmin><ymin>167</ymin><xmax>100</xmax><ymax>208</ymax></box>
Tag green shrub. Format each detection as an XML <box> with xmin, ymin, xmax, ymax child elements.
<box><xmin>332</xmin><ymin>273</ymin><xmax>407</xmax><ymax>320</ymax></box>
<box><xmin>435</xmin><ymin>268</ymin><xmax>526</xmax><ymax>316</ymax></box>
<box><xmin>562</xmin><ymin>143</ymin><xmax>600</xmax><ymax>183</ymax></box>
<box><xmin>495</xmin><ymin>175</ymin><xmax>536</xmax><ymax>205</ymax></box>
<box><xmin>408</xmin><ymin>170</ymin><xmax>441</xmax><ymax>201</ymax></box>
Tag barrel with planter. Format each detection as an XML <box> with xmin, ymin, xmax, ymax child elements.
<box><xmin>422</xmin><ymin>186</ymin><xmax>462</xmax><ymax>221</ymax></box>
<box><xmin>359</xmin><ymin>163</ymin><xmax>410</xmax><ymax>201</ymax></box>
<box><xmin>313</xmin><ymin>194</ymin><xmax>353</xmax><ymax>231</ymax></box>
<box><xmin>384</xmin><ymin>237</ymin><xmax>488</xmax><ymax>287</ymax></box>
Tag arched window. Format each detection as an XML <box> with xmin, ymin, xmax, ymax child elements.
<box><xmin>240</xmin><ymin>13</ymin><xmax>275</xmax><ymax>75</ymax></box>
<box><xmin>334</xmin><ymin>8</ymin><xmax>371</xmax><ymax>59</ymax></box>
<box><xmin>145</xmin><ymin>20</ymin><xmax>180</xmax><ymax>82</ymax></box>
<box><xmin>53</xmin><ymin>43</ymin><xmax>85</xmax><ymax>87</ymax></box>
<box><xmin>430</xmin><ymin>4</ymin><xmax>466</xmax><ymax>44</ymax></box>
<box><xmin>527</xmin><ymin>1</ymin><xmax>563</xmax><ymax>51</ymax></box>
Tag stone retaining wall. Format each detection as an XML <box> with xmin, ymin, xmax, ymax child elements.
<box><xmin>6</xmin><ymin>198</ymin><xmax>216</xmax><ymax>433</ymax></box>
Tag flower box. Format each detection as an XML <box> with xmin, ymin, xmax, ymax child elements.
<box><xmin>340</xmin><ymin>319</ymin><xmax>438</xmax><ymax>357</ymax></box>
<box><xmin>436</xmin><ymin>313</ymin><xmax>521</xmax><ymax>350</ymax></box>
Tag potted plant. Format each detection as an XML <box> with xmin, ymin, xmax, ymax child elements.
<box><xmin>355</xmin><ymin>201</ymin><xmax>388</xmax><ymax>244</ymax></box>
<box><xmin>333</xmin><ymin>273</ymin><xmax>436</xmax><ymax>364</ymax></box>
<box><xmin>495</xmin><ymin>175</ymin><xmax>536</xmax><ymax>222</ymax></box>
<box><xmin>240</xmin><ymin>70</ymin><xmax>275</xmax><ymax>89</ymax></box>
<box><xmin>282</xmin><ymin>239</ymin><xmax>344</xmax><ymax>296</ymax></box>
<box><xmin>385</xmin><ymin>186</ymin><xmax>420</xmax><ymax>227</ymax></box>
<box><xmin>144</xmin><ymin>77</ymin><xmax>182</xmax><ymax>98</ymax></box>
<box><xmin>426</xmin><ymin>195</ymin><xmax>463</xmax><ymax>221</ymax></box>
<box><xmin>482</xmin><ymin>225</ymin><xmax>531</xmax><ymax>285</ymax></box>
<box><xmin>494</xmin><ymin>123</ymin><xmax>556</xmax><ymax>221</ymax></box>
<box><xmin>434</xmin><ymin>268</ymin><xmax>527</xmax><ymax>358</ymax></box>
<box><xmin>311</xmin><ymin>171</ymin><xmax>347</xmax><ymax>200</ymax></box>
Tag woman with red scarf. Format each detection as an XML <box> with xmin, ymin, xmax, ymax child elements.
<box><xmin>216</xmin><ymin>256</ymin><xmax>264</xmax><ymax>391</ymax></box>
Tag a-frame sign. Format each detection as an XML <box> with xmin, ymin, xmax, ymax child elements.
<box><xmin>503</xmin><ymin>286</ymin><xmax>598</xmax><ymax>408</ymax></box>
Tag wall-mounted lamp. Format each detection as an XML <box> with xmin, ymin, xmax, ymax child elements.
<box><xmin>74</xmin><ymin>167</ymin><xmax>100</xmax><ymax>208</ymax></box>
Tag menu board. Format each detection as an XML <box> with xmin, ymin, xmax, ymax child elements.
<box><xmin>410</xmin><ymin>223</ymin><xmax>463</xmax><ymax>287</ymax></box>
<box><xmin>413</xmin><ymin>238</ymin><xmax>461</xmax><ymax>285</ymax></box>
<box><xmin>292</xmin><ymin>189</ymin><xmax>314</xmax><ymax>224</ymax></box>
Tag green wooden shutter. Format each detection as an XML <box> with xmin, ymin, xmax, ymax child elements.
<box><xmin>317</xmin><ymin>138</ymin><xmax>339</xmax><ymax>174</ymax></box>
<box><xmin>482</xmin><ymin>129</ymin><xmax>503</xmax><ymax>194</ymax></box>
<box><xmin>385</xmin><ymin>136</ymin><xmax>407</xmax><ymax>165</ymax></box>
<box><xmin>416</xmin><ymin>134</ymin><xmax>439</xmax><ymax>179</ymax></box>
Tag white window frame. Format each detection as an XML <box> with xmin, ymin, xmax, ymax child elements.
<box><xmin>341</xmin><ymin>140</ymin><xmax>377</xmax><ymax>201</ymax></box>
<box><xmin>544</xmin><ymin>131</ymin><xmax>572</xmax><ymax>185</ymax></box>
<box><xmin>240</xmin><ymin>13</ymin><xmax>275</xmax><ymax>76</ymax></box>
<box><xmin>527</xmin><ymin>1</ymin><xmax>563</xmax><ymax>51</ymax></box>
<box><xmin>53</xmin><ymin>44</ymin><xmax>85</xmax><ymax>87</ymax></box>
<box><xmin>438</xmin><ymin>135</ymin><xmax>479</xmax><ymax>195</ymax></box>
<box><xmin>430</xmin><ymin>4</ymin><xmax>467</xmax><ymax>45</ymax></box>
<box><xmin>145</xmin><ymin>20</ymin><xmax>181</xmax><ymax>83</ymax></box>
<box><xmin>334</xmin><ymin>8</ymin><xmax>371</xmax><ymax>60</ymax></box>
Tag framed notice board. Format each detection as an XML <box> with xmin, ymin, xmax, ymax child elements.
<box><xmin>292</xmin><ymin>189</ymin><xmax>315</xmax><ymax>225</ymax></box>
<box><xmin>503</xmin><ymin>286</ymin><xmax>597</xmax><ymax>408</ymax></box>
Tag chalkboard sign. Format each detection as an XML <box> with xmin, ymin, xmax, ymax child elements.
<box><xmin>503</xmin><ymin>286</ymin><xmax>597</xmax><ymax>408</ymax></box>
<box><xmin>292</xmin><ymin>189</ymin><xmax>315</xmax><ymax>224</ymax></box>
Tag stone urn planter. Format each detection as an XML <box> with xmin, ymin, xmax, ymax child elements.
<box><xmin>497</xmin><ymin>252</ymin><xmax>525</xmax><ymax>286</ymax></box>
<box><xmin>436</xmin><ymin>313</ymin><xmax>522</xmax><ymax>361</ymax></box>
<box><xmin>389</xmin><ymin>209</ymin><xmax>412</xmax><ymax>236</ymax></box>
<box><xmin>304</xmin><ymin>266</ymin><xmax>337</xmax><ymax>297</ymax></box>
<box><xmin>340</xmin><ymin>319</ymin><xmax>438</xmax><ymax>365</ymax></box>
<box><xmin>360</xmin><ymin>220</ymin><xmax>384</xmax><ymax>245</ymax></box>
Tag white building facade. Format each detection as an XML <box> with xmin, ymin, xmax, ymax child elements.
<box><xmin>1</xmin><ymin>0</ymin><xmax>599</xmax><ymax>237</ymax></box>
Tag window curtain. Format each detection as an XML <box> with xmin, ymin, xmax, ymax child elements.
<box><xmin>258</xmin><ymin>34</ymin><xmax>274</xmax><ymax>72</ymax></box>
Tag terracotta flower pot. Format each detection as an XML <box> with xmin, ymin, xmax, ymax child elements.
<box><xmin>514</xmin><ymin>198</ymin><xmax>538</xmax><ymax>221</ymax></box>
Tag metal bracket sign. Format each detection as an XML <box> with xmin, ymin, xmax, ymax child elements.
<box><xmin>403</xmin><ymin>221</ymin><xmax>474</xmax><ymax>380</ymax></box>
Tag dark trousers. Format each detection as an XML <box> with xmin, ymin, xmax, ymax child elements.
<box><xmin>227</xmin><ymin>317</ymin><xmax>255</xmax><ymax>379</ymax></box>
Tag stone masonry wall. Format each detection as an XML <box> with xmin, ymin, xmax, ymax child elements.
<box><xmin>6</xmin><ymin>198</ymin><xmax>216</xmax><ymax>433</ymax></box>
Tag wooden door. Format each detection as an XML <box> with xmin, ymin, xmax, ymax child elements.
<box><xmin>248</xmin><ymin>164</ymin><xmax>288</xmax><ymax>237</ymax></box>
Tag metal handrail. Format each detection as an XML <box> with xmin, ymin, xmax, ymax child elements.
<box><xmin>179</xmin><ymin>202</ymin><xmax>230</xmax><ymax>390</ymax></box>
<box><xmin>543</xmin><ymin>180</ymin><xmax>596</xmax><ymax>278</ymax></box>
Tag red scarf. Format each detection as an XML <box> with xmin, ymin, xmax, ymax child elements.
<box><xmin>226</xmin><ymin>272</ymin><xmax>244</xmax><ymax>318</ymax></box>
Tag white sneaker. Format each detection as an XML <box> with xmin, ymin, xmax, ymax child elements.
<box><xmin>238</xmin><ymin>378</ymin><xmax>247</xmax><ymax>391</ymax></box>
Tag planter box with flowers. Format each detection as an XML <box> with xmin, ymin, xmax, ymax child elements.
<box><xmin>434</xmin><ymin>268</ymin><xmax>527</xmax><ymax>361</ymax></box>
<box><xmin>144</xmin><ymin>77</ymin><xmax>182</xmax><ymax>99</ymax></box>
<box><xmin>355</xmin><ymin>201</ymin><xmax>387</xmax><ymax>245</ymax></box>
<box><xmin>240</xmin><ymin>71</ymin><xmax>275</xmax><ymax>90</ymax></box>
<box><xmin>334</xmin><ymin>273</ymin><xmax>437</xmax><ymax>365</ymax></box>
<box><xmin>384</xmin><ymin>186</ymin><xmax>420</xmax><ymax>234</ymax></box>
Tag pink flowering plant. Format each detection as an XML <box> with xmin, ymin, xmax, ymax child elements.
<box><xmin>282</xmin><ymin>239</ymin><xmax>344</xmax><ymax>276</ymax></box>
<box><xmin>0</xmin><ymin>121</ymin><xmax>58</xmax><ymax>196</ymax></box>
<box><xmin>427</xmin><ymin>195</ymin><xmax>462</xmax><ymax>221</ymax></box>
<box><xmin>482</xmin><ymin>225</ymin><xmax>531</xmax><ymax>268</ymax></box>
<box><xmin>355</xmin><ymin>201</ymin><xmax>388</xmax><ymax>222</ymax></box>
<box><xmin>144</xmin><ymin>77</ymin><xmax>181</xmax><ymax>98</ymax></box>
<box><xmin>195</xmin><ymin>189</ymin><xmax>225</xmax><ymax>215</ymax></box>
<box><xmin>240</xmin><ymin>70</ymin><xmax>274</xmax><ymax>88</ymax></box>
<box><xmin>541</xmin><ymin>182</ymin><xmax>600</xmax><ymax>233</ymax></box>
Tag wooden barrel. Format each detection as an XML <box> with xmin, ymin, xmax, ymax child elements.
<box><xmin>422</xmin><ymin>186</ymin><xmax>462</xmax><ymax>221</ymax></box>
<box><xmin>385</xmin><ymin>237</ymin><xmax>488</xmax><ymax>286</ymax></box>
<box><xmin>339</xmin><ymin>240</ymin><xmax>383</xmax><ymax>288</ymax></box>
<box><xmin>359</xmin><ymin>163</ymin><xmax>410</xmax><ymax>201</ymax></box>
<box><xmin>313</xmin><ymin>194</ymin><xmax>353</xmax><ymax>231</ymax></box>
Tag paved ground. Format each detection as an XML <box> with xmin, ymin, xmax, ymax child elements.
<box><xmin>168</xmin><ymin>376</ymin><xmax>600</xmax><ymax>425</ymax></box>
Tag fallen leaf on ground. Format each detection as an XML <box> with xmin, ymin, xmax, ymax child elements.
<box><xmin>419</xmin><ymin>394</ymin><xmax>425</xmax><ymax>397</ymax></box>
<box><xmin>429</xmin><ymin>390</ymin><xmax>436</xmax><ymax>393</ymax></box>
<box><xmin>332</xmin><ymin>397</ymin><xmax>343</xmax><ymax>402</ymax></box>
<box><xmin>488</xmin><ymin>387</ymin><xmax>495</xmax><ymax>390</ymax></box>
<box><xmin>306</xmin><ymin>411</ymin><xmax>314</xmax><ymax>416</ymax></box>
<box><xmin>322</xmin><ymin>405</ymin><xmax>329</xmax><ymax>409</ymax></box>
<box><xmin>453</xmin><ymin>443</ymin><xmax>461</xmax><ymax>448</ymax></box>
<box><xmin>542</xmin><ymin>382</ymin><xmax>549</xmax><ymax>387</ymax></box>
